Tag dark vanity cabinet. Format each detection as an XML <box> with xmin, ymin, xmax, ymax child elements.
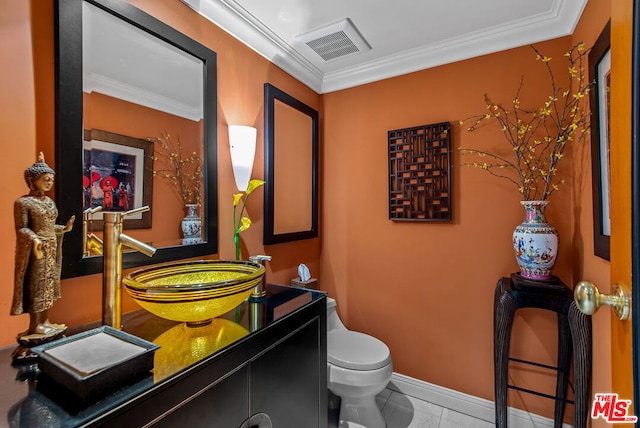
<box><xmin>152</xmin><ymin>318</ymin><xmax>322</xmax><ymax>428</ymax></box>
<box><xmin>249</xmin><ymin>318</ymin><xmax>322</xmax><ymax>427</ymax></box>
<box><xmin>2</xmin><ymin>285</ymin><xmax>327</xmax><ymax>428</ymax></box>
<box><xmin>151</xmin><ymin>365</ymin><xmax>249</xmax><ymax>428</ymax></box>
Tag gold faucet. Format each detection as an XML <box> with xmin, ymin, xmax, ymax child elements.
<box><xmin>85</xmin><ymin>233</ymin><xmax>104</xmax><ymax>255</ymax></box>
<box><xmin>100</xmin><ymin>206</ymin><xmax>156</xmax><ymax>329</ymax></box>
<box><xmin>248</xmin><ymin>255</ymin><xmax>271</xmax><ymax>298</ymax></box>
<box><xmin>83</xmin><ymin>207</ymin><xmax>103</xmax><ymax>256</ymax></box>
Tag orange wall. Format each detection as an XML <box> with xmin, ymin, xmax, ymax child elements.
<box><xmin>0</xmin><ymin>0</ymin><xmax>38</xmax><ymax>341</ymax></box>
<box><xmin>321</xmin><ymin>0</ymin><xmax>610</xmax><ymax>420</ymax></box>
<box><xmin>322</xmin><ymin>41</ymin><xmax>570</xmax><ymax>419</ymax></box>
<box><xmin>0</xmin><ymin>0</ymin><xmax>320</xmax><ymax>345</ymax></box>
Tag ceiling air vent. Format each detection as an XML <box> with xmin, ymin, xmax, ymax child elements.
<box><xmin>295</xmin><ymin>18</ymin><xmax>371</xmax><ymax>62</ymax></box>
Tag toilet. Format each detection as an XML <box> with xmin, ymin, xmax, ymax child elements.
<box><xmin>326</xmin><ymin>297</ymin><xmax>393</xmax><ymax>428</ymax></box>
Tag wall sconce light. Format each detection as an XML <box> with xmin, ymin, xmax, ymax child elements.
<box><xmin>228</xmin><ymin>125</ymin><xmax>257</xmax><ymax>191</ymax></box>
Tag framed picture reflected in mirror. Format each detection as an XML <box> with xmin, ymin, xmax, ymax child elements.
<box><xmin>83</xmin><ymin>129</ymin><xmax>153</xmax><ymax>230</ymax></box>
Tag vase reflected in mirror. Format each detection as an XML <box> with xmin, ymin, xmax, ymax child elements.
<box><xmin>181</xmin><ymin>203</ymin><xmax>201</xmax><ymax>245</ymax></box>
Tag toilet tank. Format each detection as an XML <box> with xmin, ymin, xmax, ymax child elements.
<box><xmin>326</xmin><ymin>297</ymin><xmax>347</xmax><ymax>331</ymax></box>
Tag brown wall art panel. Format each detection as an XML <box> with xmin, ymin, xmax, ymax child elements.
<box><xmin>388</xmin><ymin>122</ymin><xmax>451</xmax><ymax>221</ymax></box>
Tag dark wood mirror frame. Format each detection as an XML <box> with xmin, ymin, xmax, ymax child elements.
<box><xmin>589</xmin><ymin>20</ymin><xmax>611</xmax><ymax>261</ymax></box>
<box><xmin>55</xmin><ymin>0</ymin><xmax>218</xmax><ymax>278</ymax></box>
<box><xmin>263</xmin><ymin>83</ymin><xmax>318</xmax><ymax>245</ymax></box>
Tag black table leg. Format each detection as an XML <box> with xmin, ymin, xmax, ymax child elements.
<box><xmin>494</xmin><ymin>279</ymin><xmax>516</xmax><ymax>428</ymax></box>
<box><xmin>554</xmin><ymin>313</ymin><xmax>571</xmax><ymax>428</ymax></box>
<box><xmin>493</xmin><ymin>277</ymin><xmax>592</xmax><ymax>428</ymax></box>
<box><xmin>569</xmin><ymin>302</ymin><xmax>592</xmax><ymax>428</ymax></box>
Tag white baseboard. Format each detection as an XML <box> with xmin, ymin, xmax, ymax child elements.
<box><xmin>388</xmin><ymin>372</ymin><xmax>572</xmax><ymax>428</ymax></box>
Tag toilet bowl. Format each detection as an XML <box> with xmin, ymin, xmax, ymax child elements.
<box><xmin>327</xmin><ymin>297</ymin><xmax>393</xmax><ymax>428</ymax></box>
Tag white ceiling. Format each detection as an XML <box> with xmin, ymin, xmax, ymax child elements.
<box><xmin>84</xmin><ymin>2</ymin><xmax>204</xmax><ymax>121</ymax></box>
<box><xmin>181</xmin><ymin>0</ymin><xmax>587</xmax><ymax>94</ymax></box>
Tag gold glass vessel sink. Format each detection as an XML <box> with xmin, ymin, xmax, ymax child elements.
<box><xmin>123</xmin><ymin>260</ymin><xmax>265</xmax><ymax>326</ymax></box>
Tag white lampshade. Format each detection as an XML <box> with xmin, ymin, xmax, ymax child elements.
<box><xmin>228</xmin><ymin>125</ymin><xmax>257</xmax><ymax>191</ymax></box>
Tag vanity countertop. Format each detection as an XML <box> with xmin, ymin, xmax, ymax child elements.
<box><xmin>0</xmin><ymin>284</ymin><xmax>326</xmax><ymax>427</ymax></box>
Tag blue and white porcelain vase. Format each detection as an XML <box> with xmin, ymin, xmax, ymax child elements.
<box><xmin>181</xmin><ymin>203</ymin><xmax>202</xmax><ymax>244</ymax></box>
<box><xmin>512</xmin><ymin>200</ymin><xmax>558</xmax><ymax>280</ymax></box>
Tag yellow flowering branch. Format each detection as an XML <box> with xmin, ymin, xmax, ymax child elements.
<box><xmin>459</xmin><ymin>42</ymin><xmax>591</xmax><ymax>200</ymax></box>
<box><xmin>150</xmin><ymin>131</ymin><xmax>203</xmax><ymax>206</ymax></box>
<box><xmin>233</xmin><ymin>179</ymin><xmax>265</xmax><ymax>260</ymax></box>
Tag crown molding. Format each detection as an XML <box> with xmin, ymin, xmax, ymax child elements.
<box><xmin>321</xmin><ymin>0</ymin><xmax>587</xmax><ymax>93</ymax></box>
<box><xmin>182</xmin><ymin>0</ymin><xmax>587</xmax><ymax>94</ymax></box>
<box><xmin>84</xmin><ymin>72</ymin><xmax>203</xmax><ymax>121</ymax></box>
<box><xmin>180</xmin><ymin>0</ymin><xmax>324</xmax><ymax>92</ymax></box>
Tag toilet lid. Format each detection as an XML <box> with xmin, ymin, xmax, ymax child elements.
<box><xmin>328</xmin><ymin>330</ymin><xmax>391</xmax><ymax>370</ymax></box>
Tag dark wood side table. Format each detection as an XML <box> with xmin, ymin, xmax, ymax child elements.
<box><xmin>493</xmin><ymin>274</ymin><xmax>592</xmax><ymax>428</ymax></box>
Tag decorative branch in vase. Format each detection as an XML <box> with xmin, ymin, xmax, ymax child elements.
<box><xmin>150</xmin><ymin>132</ymin><xmax>204</xmax><ymax>241</ymax></box>
<box><xmin>458</xmin><ymin>42</ymin><xmax>593</xmax><ymax>280</ymax></box>
<box><xmin>233</xmin><ymin>179</ymin><xmax>265</xmax><ymax>260</ymax></box>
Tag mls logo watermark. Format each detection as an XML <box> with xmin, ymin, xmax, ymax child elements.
<box><xmin>592</xmin><ymin>393</ymin><xmax>638</xmax><ymax>423</ymax></box>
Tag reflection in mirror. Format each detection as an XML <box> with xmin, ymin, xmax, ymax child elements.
<box><xmin>83</xmin><ymin>129</ymin><xmax>154</xmax><ymax>232</ymax></box>
<box><xmin>263</xmin><ymin>84</ymin><xmax>318</xmax><ymax>244</ymax></box>
<box><xmin>273</xmin><ymin>100</ymin><xmax>313</xmax><ymax>234</ymax></box>
<box><xmin>55</xmin><ymin>0</ymin><xmax>218</xmax><ymax>278</ymax></box>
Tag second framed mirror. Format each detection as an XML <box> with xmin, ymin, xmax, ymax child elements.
<box><xmin>263</xmin><ymin>84</ymin><xmax>318</xmax><ymax>245</ymax></box>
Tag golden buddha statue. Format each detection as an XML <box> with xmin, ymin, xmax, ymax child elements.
<box><xmin>11</xmin><ymin>152</ymin><xmax>75</xmax><ymax>361</ymax></box>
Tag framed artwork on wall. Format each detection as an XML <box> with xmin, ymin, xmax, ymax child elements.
<box><xmin>83</xmin><ymin>129</ymin><xmax>153</xmax><ymax>230</ymax></box>
<box><xmin>589</xmin><ymin>21</ymin><xmax>611</xmax><ymax>261</ymax></box>
<box><xmin>388</xmin><ymin>122</ymin><xmax>451</xmax><ymax>222</ymax></box>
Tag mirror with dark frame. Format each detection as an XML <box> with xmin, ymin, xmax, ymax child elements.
<box><xmin>263</xmin><ymin>83</ymin><xmax>318</xmax><ymax>245</ymax></box>
<box><xmin>55</xmin><ymin>0</ymin><xmax>218</xmax><ymax>278</ymax></box>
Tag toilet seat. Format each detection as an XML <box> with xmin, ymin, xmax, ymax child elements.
<box><xmin>328</xmin><ymin>330</ymin><xmax>391</xmax><ymax>370</ymax></box>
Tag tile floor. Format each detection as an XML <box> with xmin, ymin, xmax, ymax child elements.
<box><xmin>329</xmin><ymin>388</ymin><xmax>494</xmax><ymax>428</ymax></box>
<box><xmin>377</xmin><ymin>389</ymin><xmax>494</xmax><ymax>428</ymax></box>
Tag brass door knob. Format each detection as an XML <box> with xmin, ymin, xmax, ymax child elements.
<box><xmin>574</xmin><ymin>281</ymin><xmax>631</xmax><ymax>320</ymax></box>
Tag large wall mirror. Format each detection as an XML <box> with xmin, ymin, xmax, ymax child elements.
<box><xmin>55</xmin><ymin>0</ymin><xmax>218</xmax><ymax>278</ymax></box>
<box><xmin>263</xmin><ymin>84</ymin><xmax>318</xmax><ymax>244</ymax></box>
